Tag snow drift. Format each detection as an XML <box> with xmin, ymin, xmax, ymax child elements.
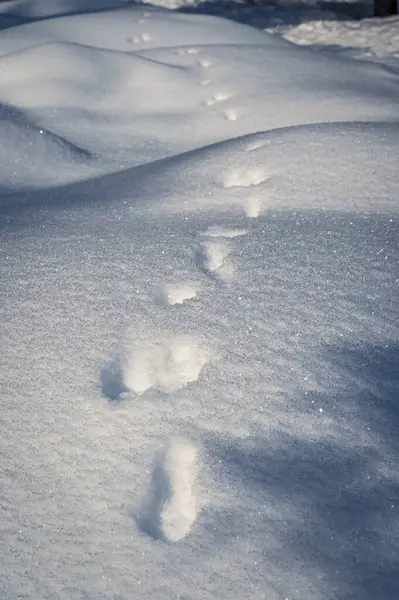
<box><xmin>1</xmin><ymin>4</ymin><xmax>398</xmax><ymax>600</ymax></box>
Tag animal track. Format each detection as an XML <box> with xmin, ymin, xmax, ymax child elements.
<box><xmin>224</xmin><ymin>108</ymin><xmax>238</xmax><ymax>121</ymax></box>
<box><xmin>178</xmin><ymin>47</ymin><xmax>200</xmax><ymax>56</ymax></box>
<box><xmin>139</xmin><ymin>437</ymin><xmax>200</xmax><ymax>542</ymax></box>
<box><xmin>244</xmin><ymin>196</ymin><xmax>263</xmax><ymax>218</ymax></box>
<box><xmin>223</xmin><ymin>168</ymin><xmax>269</xmax><ymax>189</ymax></box>
<box><xmin>201</xmin><ymin>226</ymin><xmax>248</xmax><ymax>239</ymax></box>
<box><xmin>122</xmin><ymin>334</ymin><xmax>211</xmax><ymax>395</ymax></box>
<box><xmin>205</xmin><ymin>93</ymin><xmax>230</xmax><ymax>107</ymax></box>
<box><xmin>156</xmin><ymin>283</ymin><xmax>198</xmax><ymax>306</ymax></box>
<box><xmin>195</xmin><ymin>239</ymin><xmax>231</xmax><ymax>275</ymax></box>
<box><xmin>140</xmin><ymin>32</ymin><xmax>152</xmax><ymax>43</ymax></box>
<box><xmin>198</xmin><ymin>58</ymin><xmax>212</xmax><ymax>69</ymax></box>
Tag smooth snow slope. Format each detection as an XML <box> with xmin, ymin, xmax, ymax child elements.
<box><xmin>1</xmin><ymin>5</ymin><xmax>398</xmax><ymax>600</ymax></box>
<box><xmin>0</xmin><ymin>5</ymin><xmax>399</xmax><ymax>185</ymax></box>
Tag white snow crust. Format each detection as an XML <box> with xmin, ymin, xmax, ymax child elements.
<box><xmin>0</xmin><ymin>2</ymin><xmax>398</xmax><ymax>600</ymax></box>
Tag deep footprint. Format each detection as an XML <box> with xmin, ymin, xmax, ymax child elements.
<box><xmin>198</xmin><ymin>58</ymin><xmax>212</xmax><ymax>68</ymax></box>
<box><xmin>122</xmin><ymin>333</ymin><xmax>211</xmax><ymax>395</ymax></box>
<box><xmin>156</xmin><ymin>282</ymin><xmax>198</xmax><ymax>306</ymax></box>
<box><xmin>195</xmin><ymin>239</ymin><xmax>231</xmax><ymax>275</ymax></box>
<box><xmin>224</xmin><ymin>108</ymin><xmax>239</xmax><ymax>121</ymax></box>
<box><xmin>223</xmin><ymin>168</ymin><xmax>270</xmax><ymax>188</ymax></box>
<box><xmin>139</xmin><ymin>437</ymin><xmax>200</xmax><ymax>542</ymax></box>
<box><xmin>205</xmin><ymin>93</ymin><xmax>230</xmax><ymax>106</ymax></box>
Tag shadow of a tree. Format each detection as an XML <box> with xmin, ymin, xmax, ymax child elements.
<box><xmin>203</xmin><ymin>342</ymin><xmax>399</xmax><ymax>598</ymax></box>
<box><xmin>178</xmin><ymin>0</ymin><xmax>371</xmax><ymax>29</ymax></box>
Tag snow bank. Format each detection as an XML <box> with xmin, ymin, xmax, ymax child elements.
<box><xmin>1</xmin><ymin>5</ymin><xmax>398</xmax><ymax>600</ymax></box>
<box><xmin>0</xmin><ymin>5</ymin><xmax>398</xmax><ymax>186</ymax></box>
<box><xmin>271</xmin><ymin>15</ymin><xmax>399</xmax><ymax>67</ymax></box>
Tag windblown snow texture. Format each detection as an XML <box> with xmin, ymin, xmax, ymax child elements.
<box><xmin>0</xmin><ymin>3</ymin><xmax>398</xmax><ymax>600</ymax></box>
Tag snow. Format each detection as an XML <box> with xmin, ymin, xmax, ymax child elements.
<box><xmin>139</xmin><ymin>436</ymin><xmax>200</xmax><ymax>542</ymax></box>
<box><xmin>1</xmin><ymin>2</ymin><xmax>398</xmax><ymax>600</ymax></box>
<box><xmin>271</xmin><ymin>15</ymin><xmax>399</xmax><ymax>67</ymax></box>
<box><xmin>121</xmin><ymin>331</ymin><xmax>213</xmax><ymax>394</ymax></box>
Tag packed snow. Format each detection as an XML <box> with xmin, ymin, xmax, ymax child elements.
<box><xmin>0</xmin><ymin>1</ymin><xmax>398</xmax><ymax>600</ymax></box>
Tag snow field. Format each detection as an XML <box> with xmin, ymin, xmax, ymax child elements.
<box><xmin>1</xmin><ymin>12</ymin><xmax>399</xmax><ymax>185</ymax></box>
<box><xmin>0</xmin><ymin>3</ymin><xmax>398</xmax><ymax>599</ymax></box>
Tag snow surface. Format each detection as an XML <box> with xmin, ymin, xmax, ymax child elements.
<box><xmin>1</xmin><ymin>2</ymin><xmax>398</xmax><ymax>600</ymax></box>
<box><xmin>272</xmin><ymin>14</ymin><xmax>399</xmax><ymax>68</ymax></box>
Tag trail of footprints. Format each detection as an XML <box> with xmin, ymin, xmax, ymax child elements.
<box><xmin>126</xmin><ymin>10</ymin><xmax>153</xmax><ymax>45</ymax></box>
<box><xmin>128</xmin><ymin>220</ymin><xmax>252</xmax><ymax>542</ymax></box>
<box><xmin>133</xmin><ymin>211</ymin><xmax>261</xmax><ymax>541</ymax></box>
<box><xmin>196</xmin><ymin>53</ymin><xmax>243</xmax><ymax>123</ymax></box>
<box><xmin>126</xmin><ymin>28</ymin><xmax>239</xmax><ymax>124</ymax></box>
<box><xmin>100</xmin><ymin>48</ymin><xmax>269</xmax><ymax>543</ymax></box>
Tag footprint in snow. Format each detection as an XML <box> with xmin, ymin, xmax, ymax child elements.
<box><xmin>194</xmin><ymin>239</ymin><xmax>232</xmax><ymax>279</ymax></box>
<box><xmin>243</xmin><ymin>196</ymin><xmax>263</xmax><ymax>218</ymax></box>
<box><xmin>122</xmin><ymin>333</ymin><xmax>211</xmax><ymax>395</ymax></box>
<box><xmin>223</xmin><ymin>168</ymin><xmax>269</xmax><ymax>189</ymax></box>
<box><xmin>198</xmin><ymin>58</ymin><xmax>212</xmax><ymax>68</ymax></box>
<box><xmin>224</xmin><ymin>108</ymin><xmax>239</xmax><ymax>122</ymax></box>
<box><xmin>140</xmin><ymin>32</ymin><xmax>152</xmax><ymax>43</ymax></box>
<box><xmin>178</xmin><ymin>48</ymin><xmax>201</xmax><ymax>56</ymax></box>
<box><xmin>139</xmin><ymin>437</ymin><xmax>200</xmax><ymax>542</ymax></box>
<box><xmin>194</xmin><ymin>226</ymin><xmax>248</xmax><ymax>280</ymax></box>
<box><xmin>205</xmin><ymin>93</ymin><xmax>230</xmax><ymax>107</ymax></box>
<box><xmin>156</xmin><ymin>282</ymin><xmax>198</xmax><ymax>306</ymax></box>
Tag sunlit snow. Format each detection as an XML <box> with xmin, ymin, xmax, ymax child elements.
<box><xmin>1</xmin><ymin>2</ymin><xmax>398</xmax><ymax>600</ymax></box>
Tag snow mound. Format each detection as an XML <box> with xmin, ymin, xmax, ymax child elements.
<box><xmin>0</xmin><ymin>41</ymin><xmax>196</xmax><ymax>115</ymax></box>
<box><xmin>0</xmin><ymin>106</ymin><xmax>94</xmax><ymax>189</ymax></box>
<box><xmin>1</xmin><ymin>5</ymin><xmax>399</xmax><ymax>600</ymax></box>
<box><xmin>0</xmin><ymin>6</ymin><xmax>271</xmax><ymax>56</ymax></box>
<box><xmin>0</xmin><ymin>9</ymin><xmax>398</xmax><ymax>171</ymax></box>
<box><xmin>139</xmin><ymin>437</ymin><xmax>200</xmax><ymax>542</ymax></box>
<box><xmin>36</xmin><ymin>120</ymin><xmax>395</xmax><ymax>218</ymax></box>
<box><xmin>4</xmin><ymin>122</ymin><xmax>398</xmax><ymax>218</ymax></box>
<box><xmin>274</xmin><ymin>15</ymin><xmax>399</xmax><ymax>67</ymax></box>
